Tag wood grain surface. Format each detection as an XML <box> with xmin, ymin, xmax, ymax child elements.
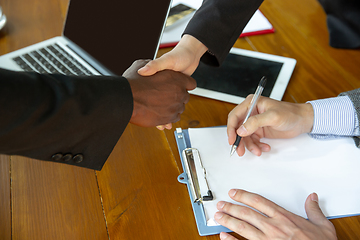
<box><xmin>0</xmin><ymin>0</ymin><xmax>359</xmax><ymax>239</ymax></box>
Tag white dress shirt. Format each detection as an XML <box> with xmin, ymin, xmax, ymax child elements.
<box><xmin>308</xmin><ymin>95</ymin><xmax>360</xmax><ymax>139</ymax></box>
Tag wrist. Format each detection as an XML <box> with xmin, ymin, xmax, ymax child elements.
<box><xmin>301</xmin><ymin>103</ymin><xmax>314</xmax><ymax>133</ymax></box>
<box><xmin>178</xmin><ymin>34</ymin><xmax>208</xmax><ymax>60</ymax></box>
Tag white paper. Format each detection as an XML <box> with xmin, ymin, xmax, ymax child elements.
<box><xmin>188</xmin><ymin>126</ymin><xmax>360</xmax><ymax>226</ymax></box>
<box><xmin>161</xmin><ymin>0</ymin><xmax>273</xmax><ymax>46</ymax></box>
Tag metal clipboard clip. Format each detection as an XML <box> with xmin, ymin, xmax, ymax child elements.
<box><xmin>182</xmin><ymin>148</ymin><xmax>214</xmax><ymax>203</ymax></box>
<box><xmin>176</xmin><ymin>128</ymin><xmax>230</xmax><ymax>236</ymax></box>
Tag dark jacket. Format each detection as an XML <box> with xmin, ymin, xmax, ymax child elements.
<box><xmin>0</xmin><ymin>68</ymin><xmax>133</xmax><ymax>170</ymax></box>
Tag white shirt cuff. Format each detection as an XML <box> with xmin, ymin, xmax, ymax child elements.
<box><xmin>307</xmin><ymin>96</ymin><xmax>357</xmax><ymax>136</ymax></box>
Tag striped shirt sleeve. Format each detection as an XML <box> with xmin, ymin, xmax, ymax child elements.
<box><xmin>307</xmin><ymin>96</ymin><xmax>360</xmax><ymax>140</ymax></box>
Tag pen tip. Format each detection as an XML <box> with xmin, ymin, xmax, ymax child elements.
<box><xmin>230</xmin><ymin>146</ymin><xmax>236</xmax><ymax>157</ymax></box>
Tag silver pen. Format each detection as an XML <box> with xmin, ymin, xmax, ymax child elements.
<box><xmin>230</xmin><ymin>76</ymin><xmax>267</xmax><ymax>156</ymax></box>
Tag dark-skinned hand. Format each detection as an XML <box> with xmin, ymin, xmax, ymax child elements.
<box><xmin>123</xmin><ymin>60</ymin><xmax>196</xmax><ymax>127</ymax></box>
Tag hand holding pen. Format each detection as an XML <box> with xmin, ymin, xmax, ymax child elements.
<box><xmin>230</xmin><ymin>76</ymin><xmax>267</xmax><ymax>156</ymax></box>
<box><xmin>227</xmin><ymin>78</ymin><xmax>315</xmax><ymax>157</ymax></box>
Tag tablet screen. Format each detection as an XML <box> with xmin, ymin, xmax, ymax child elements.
<box><xmin>192</xmin><ymin>53</ymin><xmax>283</xmax><ymax>99</ymax></box>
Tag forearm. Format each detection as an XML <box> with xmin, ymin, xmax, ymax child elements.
<box><xmin>0</xmin><ymin>68</ymin><xmax>133</xmax><ymax>170</ymax></box>
<box><xmin>184</xmin><ymin>0</ymin><xmax>264</xmax><ymax>66</ymax></box>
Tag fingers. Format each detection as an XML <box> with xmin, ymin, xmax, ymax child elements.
<box><xmin>227</xmin><ymin>123</ymin><xmax>237</xmax><ymax>146</ymax></box>
<box><xmin>231</xmin><ymin>131</ymin><xmax>271</xmax><ymax>157</ymax></box>
<box><xmin>227</xmin><ymin>189</ymin><xmax>311</xmax><ymax>231</ymax></box>
<box><xmin>123</xmin><ymin>59</ymin><xmax>149</xmax><ymax>75</ymax></box>
<box><xmin>239</xmin><ymin>134</ymin><xmax>270</xmax><ymax>156</ymax></box>
<box><xmin>239</xmin><ymin>112</ymin><xmax>274</xmax><ymax>137</ymax></box>
<box><xmin>129</xmin><ymin>59</ymin><xmax>150</xmax><ymax>68</ymax></box>
<box><xmin>228</xmin><ymin>96</ymin><xmax>278</xmax><ymax>139</ymax></box>
<box><xmin>156</xmin><ymin>123</ymin><xmax>173</xmax><ymax>130</ymax></box>
<box><xmin>168</xmin><ymin>68</ymin><xmax>196</xmax><ymax>91</ymax></box>
<box><xmin>182</xmin><ymin>74</ymin><xmax>197</xmax><ymax>91</ymax></box>
<box><xmin>127</xmin><ymin>60</ymin><xmax>194</xmax><ymax>128</ymax></box>
<box><xmin>215</xmin><ymin>201</ymin><xmax>265</xmax><ymax>240</ymax></box>
<box><xmin>139</xmin><ymin>34</ymin><xmax>207</xmax><ymax>76</ymax></box>
<box><xmin>305</xmin><ymin>193</ymin><xmax>333</xmax><ymax>227</ymax></box>
<box><xmin>234</xmin><ymin>138</ymin><xmax>246</xmax><ymax>157</ymax></box>
<box><xmin>228</xmin><ymin>189</ymin><xmax>281</xmax><ymax>219</ymax></box>
<box><xmin>156</xmin><ymin>125</ymin><xmax>165</xmax><ymax>130</ymax></box>
<box><xmin>305</xmin><ymin>193</ymin><xmax>323</xmax><ymax>222</ymax></box>
<box><xmin>216</xmin><ymin>191</ymin><xmax>339</xmax><ymax>240</ymax></box>
<box><xmin>219</xmin><ymin>232</ymin><xmax>238</xmax><ymax>240</ymax></box>
<box><xmin>227</xmin><ymin>97</ymin><xmax>252</xmax><ymax>145</ymax></box>
<box><xmin>217</xmin><ymin>189</ymin><xmax>303</xmax><ymax>239</ymax></box>
<box><xmin>214</xmin><ymin>212</ymin><xmax>263</xmax><ymax>240</ymax></box>
<box><xmin>138</xmin><ymin>57</ymin><xmax>174</xmax><ymax>76</ymax></box>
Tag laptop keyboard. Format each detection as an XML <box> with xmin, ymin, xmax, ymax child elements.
<box><xmin>12</xmin><ymin>44</ymin><xmax>95</xmax><ymax>76</ymax></box>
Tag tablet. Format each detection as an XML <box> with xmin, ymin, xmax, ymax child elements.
<box><xmin>190</xmin><ymin>48</ymin><xmax>296</xmax><ymax>104</ymax></box>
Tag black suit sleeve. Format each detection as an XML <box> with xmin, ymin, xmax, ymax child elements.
<box><xmin>317</xmin><ymin>0</ymin><xmax>360</xmax><ymax>49</ymax></box>
<box><xmin>183</xmin><ymin>0</ymin><xmax>264</xmax><ymax>66</ymax></box>
<box><xmin>0</xmin><ymin>68</ymin><xmax>133</xmax><ymax>170</ymax></box>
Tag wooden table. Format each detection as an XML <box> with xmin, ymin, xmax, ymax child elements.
<box><xmin>1</xmin><ymin>0</ymin><xmax>360</xmax><ymax>239</ymax></box>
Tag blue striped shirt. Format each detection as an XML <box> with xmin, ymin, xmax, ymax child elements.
<box><xmin>308</xmin><ymin>96</ymin><xmax>360</xmax><ymax>140</ymax></box>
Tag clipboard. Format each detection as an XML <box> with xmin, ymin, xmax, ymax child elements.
<box><xmin>174</xmin><ymin>128</ymin><xmax>230</xmax><ymax>236</ymax></box>
<box><xmin>175</xmin><ymin>126</ymin><xmax>360</xmax><ymax>237</ymax></box>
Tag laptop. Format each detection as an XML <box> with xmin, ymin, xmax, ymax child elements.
<box><xmin>0</xmin><ymin>0</ymin><xmax>172</xmax><ymax>76</ymax></box>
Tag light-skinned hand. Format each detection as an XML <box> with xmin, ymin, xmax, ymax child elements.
<box><xmin>123</xmin><ymin>60</ymin><xmax>196</xmax><ymax>127</ymax></box>
<box><xmin>138</xmin><ymin>34</ymin><xmax>208</xmax><ymax>130</ymax></box>
<box><xmin>227</xmin><ymin>95</ymin><xmax>314</xmax><ymax>157</ymax></box>
<box><xmin>138</xmin><ymin>34</ymin><xmax>208</xmax><ymax>77</ymax></box>
<box><xmin>214</xmin><ymin>189</ymin><xmax>337</xmax><ymax>240</ymax></box>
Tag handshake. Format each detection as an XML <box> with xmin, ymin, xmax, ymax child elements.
<box><xmin>123</xmin><ymin>60</ymin><xmax>197</xmax><ymax>129</ymax></box>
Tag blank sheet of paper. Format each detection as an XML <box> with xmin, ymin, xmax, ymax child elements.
<box><xmin>188</xmin><ymin>126</ymin><xmax>360</xmax><ymax>226</ymax></box>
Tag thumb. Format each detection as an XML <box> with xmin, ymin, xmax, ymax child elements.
<box><xmin>237</xmin><ymin>111</ymin><xmax>273</xmax><ymax>137</ymax></box>
<box><xmin>137</xmin><ymin>57</ymin><xmax>174</xmax><ymax>76</ymax></box>
<box><xmin>185</xmin><ymin>75</ymin><xmax>197</xmax><ymax>91</ymax></box>
<box><xmin>305</xmin><ymin>193</ymin><xmax>327</xmax><ymax>224</ymax></box>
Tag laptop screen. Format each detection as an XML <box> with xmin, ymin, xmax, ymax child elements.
<box><xmin>63</xmin><ymin>0</ymin><xmax>171</xmax><ymax>76</ymax></box>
